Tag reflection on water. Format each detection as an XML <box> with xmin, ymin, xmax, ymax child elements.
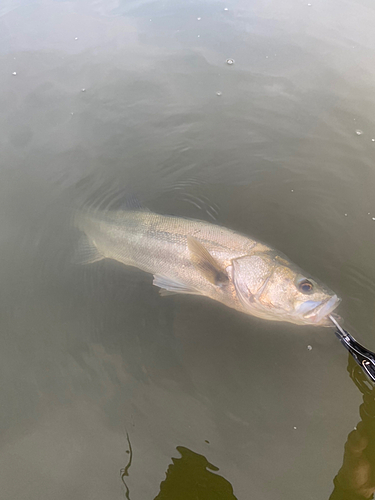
<box><xmin>120</xmin><ymin>433</ymin><xmax>133</xmax><ymax>500</ymax></box>
<box><xmin>154</xmin><ymin>446</ymin><xmax>237</xmax><ymax>500</ymax></box>
<box><xmin>1</xmin><ymin>0</ymin><xmax>375</xmax><ymax>499</ymax></box>
<box><xmin>118</xmin><ymin>357</ymin><xmax>375</xmax><ymax>499</ymax></box>
<box><xmin>122</xmin><ymin>442</ymin><xmax>238</xmax><ymax>499</ymax></box>
<box><xmin>329</xmin><ymin>357</ymin><xmax>375</xmax><ymax>500</ymax></box>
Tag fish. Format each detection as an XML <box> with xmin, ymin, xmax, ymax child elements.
<box><xmin>74</xmin><ymin>208</ymin><xmax>341</xmax><ymax>326</ymax></box>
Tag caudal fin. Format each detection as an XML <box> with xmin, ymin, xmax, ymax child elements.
<box><xmin>73</xmin><ymin>233</ymin><xmax>104</xmax><ymax>265</ymax></box>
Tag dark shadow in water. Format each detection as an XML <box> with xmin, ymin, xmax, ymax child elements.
<box><xmin>120</xmin><ymin>432</ymin><xmax>133</xmax><ymax>500</ymax></box>
<box><xmin>118</xmin><ymin>355</ymin><xmax>375</xmax><ymax>500</ymax></box>
<box><xmin>329</xmin><ymin>355</ymin><xmax>375</xmax><ymax>500</ymax></box>
<box><xmin>153</xmin><ymin>446</ymin><xmax>237</xmax><ymax>500</ymax></box>
<box><xmin>120</xmin><ymin>441</ymin><xmax>237</xmax><ymax>500</ymax></box>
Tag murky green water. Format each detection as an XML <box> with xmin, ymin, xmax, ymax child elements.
<box><xmin>1</xmin><ymin>1</ymin><xmax>375</xmax><ymax>498</ymax></box>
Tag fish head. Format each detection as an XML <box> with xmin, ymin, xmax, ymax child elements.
<box><xmin>231</xmin><ymin>252</ymin><xmax>340</xmax><ymax>326</ymax></box>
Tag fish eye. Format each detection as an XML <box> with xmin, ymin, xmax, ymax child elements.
<box><xmin>298</xmin><ymin>279</ymin><xmax>314</xmax><ymax>294</ymax></box>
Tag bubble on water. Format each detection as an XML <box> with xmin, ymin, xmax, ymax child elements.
<box><xmin>12</xmin><ymin>71</ymin><xmax>17</xmax><ymax>75</ymax></box>
<box><xmin>344</xmin><ymin>213</ymin><xmax>348</xmax><ymax>217</ymax></box>
<box><xmin>293</xmin><ymin>426</ymin><xmax>297</xmax><ymax>430</ymax></box>
<box><xmin>355</xmin><ymin>129</ymin><xmax>363</xmax><ymax>135</ymax></box>
<box><xmin>307</xmin><ymin>345</ymin><xmax>312</xmax><ymax>351</ymax></box>
<box><xmin>74</xmin><ymin>37</ymin><xmax>78</xmax><ymax>40</ymax></box>
<box><xmin>226</xmin><ymin>58</ymin><xmax>235</xmax><ymax>65</ymax></box>
<box><xmin>81</xmin><ymin>88</ymin><xmax>86</xmax><ymax>92</ymax></box>
<box><xmin>291</xmin><ymin>189</ymin><xmax>294</xmax><ymax>192</ymax></box>
<box><xmin>265</xmin><ymin>56</ymin><xmax>269</xmax><ymax>59</ymax></box>
<box><xmin>372</xmin><ymin>218</ymin><xmax>375</xmax><ymax>221</ymax></box>
<box><xmin>307</xmin><ymin>3</ymin><xmax>312</xmax><ymax>5</ymax></box>
<box><xmin>368</xmin><ymin>213</ymin><xmax>371</xmax><ymax>215</ymax></box>
<box><xmin>224</xmin><ymin>7</ymin><xmax>229</xmax><ymax>11</ymax></box>
<box><xmin>197</xmin><ymin>17</ymin><xmax>201</xmax><ymax>20</ymax></box>
<box><xmin>372</xmin><ymin>138</ymin><xmax>375</xmax><ymax>142</ymax></box>
<box><xmin>216</xmin><ymin>91</ymin><xmax>222</xmax><ymax>96</ymax></box>
<box><xmin>197</xmin><ymin>35</ymin><xmax>200</xmax><ymax>37</ymax></box>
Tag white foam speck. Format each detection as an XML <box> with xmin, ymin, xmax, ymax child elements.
<box><xmin>356</xmin><ymin>129</ymin><xmax>363</xmax><ymax>135</ymax></box>
<box><xmin>307</xmin><ymin>345</ymin><xmax>312</xmax><ymax>350</ymax></box>
<box><xmin>12</xmin><ymin>71</ymin><xmax>17</xmax><ymax>76</ymax></box>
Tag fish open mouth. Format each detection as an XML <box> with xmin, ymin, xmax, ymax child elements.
<box><xmin>303</xmin><ymin>295</ymin><xmax>341</xmax><ymax>325</ymax></box>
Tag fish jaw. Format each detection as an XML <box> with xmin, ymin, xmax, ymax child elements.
<box><xmin>299</xmin><ymin>295</ymin><xmax>341</xmax><ymax>326</ymax></box>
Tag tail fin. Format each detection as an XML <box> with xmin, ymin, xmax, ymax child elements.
<box><xmin>73</xmin><ymin>233</ymin><xmax>104</xmax><ymax>265</ymax></box>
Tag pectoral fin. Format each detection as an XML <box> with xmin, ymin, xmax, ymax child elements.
<box><xmin>187</xmin><ymin>236</ymin><xmax>228</xmax><ymax>286</ymax></box>
<box><xmin>73</xmin><ymin>234</ymin><xmax>104</xmax><ymax>265</ymax></box>
<box><xmin>153</xmin><ymin>275</ymin><xmax>200</xmax><ymax>296</ymax></box>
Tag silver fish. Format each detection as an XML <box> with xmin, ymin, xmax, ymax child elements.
<box><xmin>74</xmin><ymin>208</ymin><xmax>340</xmax><ymax>326</ymax></box>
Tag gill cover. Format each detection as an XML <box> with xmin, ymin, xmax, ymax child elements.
<box><xmin>232</xmin><ymin>254</ymin><xmax>274</xmax><ymax>308</ymax></box>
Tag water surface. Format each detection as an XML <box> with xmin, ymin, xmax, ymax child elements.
<box><xmin>1</xmin><ymin>1</ymin><xmax>375</xmax><ymax>498</ymax></box>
